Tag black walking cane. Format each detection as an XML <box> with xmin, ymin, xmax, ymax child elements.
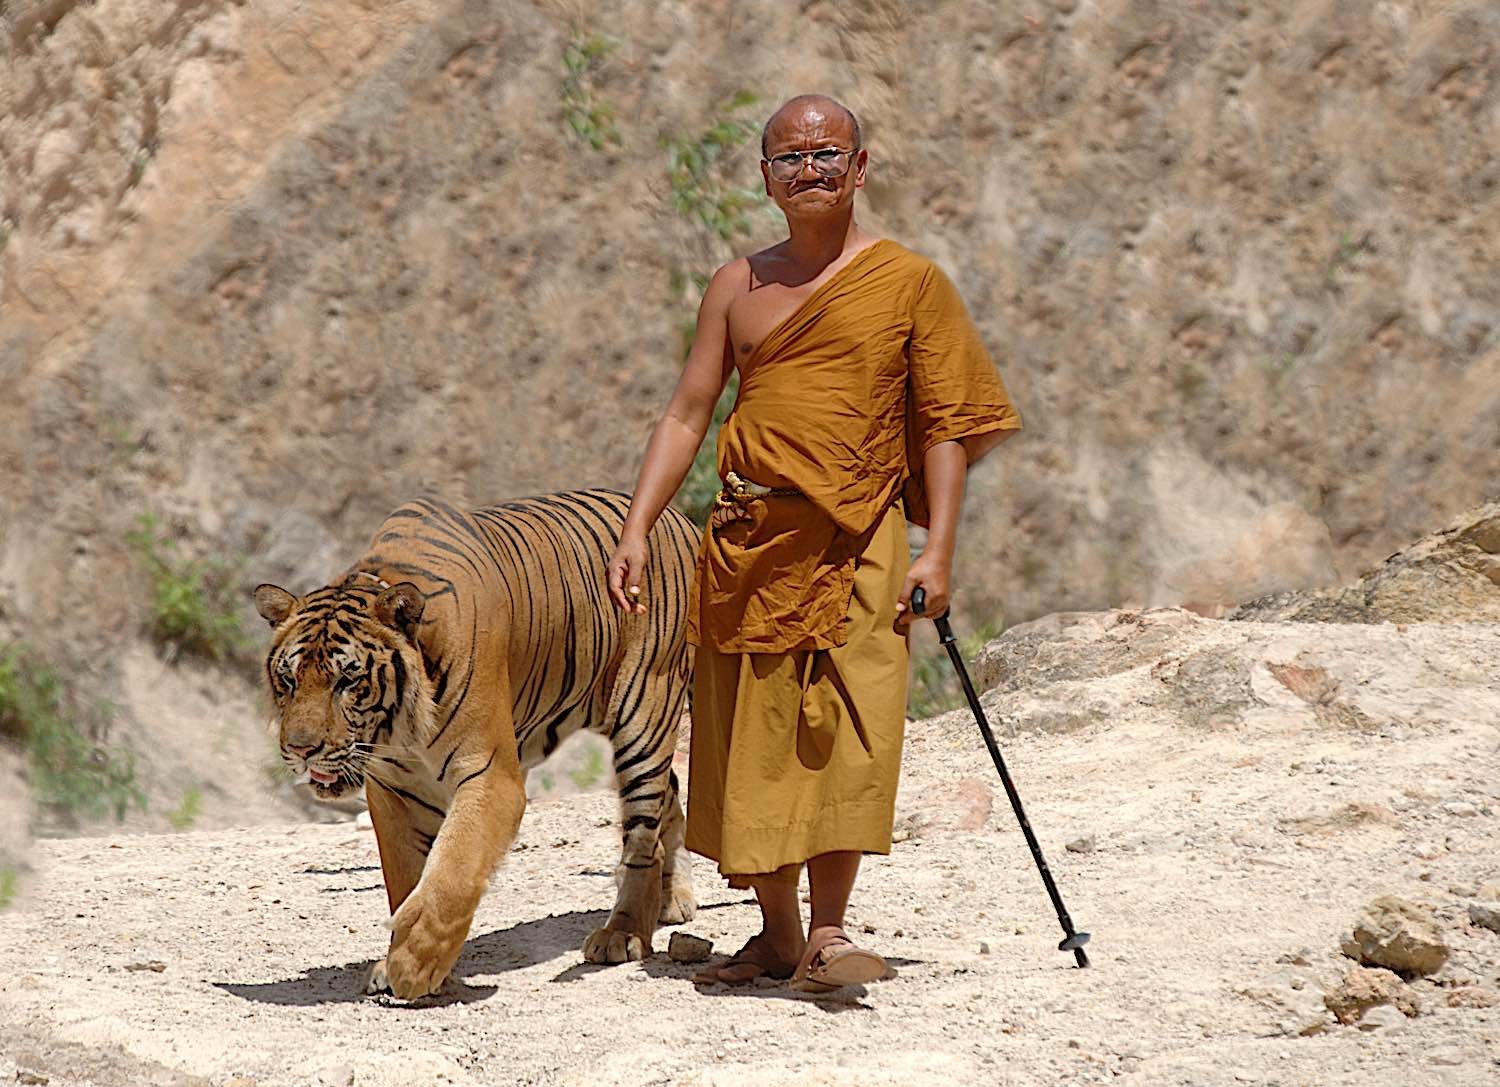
<box><xmin>911</xmin><ymin>587</ymin><xmax>1091</xmax><ymax>968</ymax></box>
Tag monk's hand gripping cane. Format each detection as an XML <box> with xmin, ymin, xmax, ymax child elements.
<box><xmin>910</xmin><ymin>587</ymin><xmax>1091</xmax><ymax>968</ymax></box>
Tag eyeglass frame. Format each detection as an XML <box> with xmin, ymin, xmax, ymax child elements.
<box><xmin>761</xmin><ymin>145</ymin><xmax>862</xmax><ymax>182</ymax></box>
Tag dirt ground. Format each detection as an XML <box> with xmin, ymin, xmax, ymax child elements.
<box><xmin>2</xmin><ymin>611</ymin><xmax>1498</xmax><ymax>1086</ymax></box>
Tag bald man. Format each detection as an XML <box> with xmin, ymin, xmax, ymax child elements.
<box><xmin>608</xmin><ymin>95</ymin><xmax>1021</xmax><ymax>990</ymax></box>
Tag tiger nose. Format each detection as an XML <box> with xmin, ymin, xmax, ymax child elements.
<box><xmin>285</xmin><ymin>740</ymin><xmax>320</xmax><ymax>759</ymax></box>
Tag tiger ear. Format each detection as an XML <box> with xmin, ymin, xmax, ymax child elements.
<box><xmin>254</xmin><ymin>584</ymin><xmax>298</xmax><ymax>627</ymax></box>
<box><xmin>374</xmin><ymin>582</ymin><xmax>425</xmax><ymax>639</ymax></box>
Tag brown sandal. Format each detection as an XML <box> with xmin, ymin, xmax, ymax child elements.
<box><xmin>790</xmin><ymin>930</ymin><xmax>888</xmax><ymax>993</ymax></box>
<box><xmin>691</xmin><ymin>934</ymin><xmax>798</xmax><ymax>986</ymax></box>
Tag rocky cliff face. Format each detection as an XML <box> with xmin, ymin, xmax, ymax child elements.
<box><xmin>1</xmin><ymin>0</ymin><xmax>1497</xmax><ymax>829</ymax></box>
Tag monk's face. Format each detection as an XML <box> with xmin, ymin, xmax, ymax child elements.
<box><xmin>760</xmin><ymin>104</ymin><xmax>866</xmax><ymax>221</ymax></box>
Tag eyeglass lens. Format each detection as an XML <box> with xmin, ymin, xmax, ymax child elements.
<box><xmin>768</xmin><ymin>149</ymin><xmax>851</xmax><ymax>181</ymax></box>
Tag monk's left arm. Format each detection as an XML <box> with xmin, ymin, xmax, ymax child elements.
<box><xmin>896</xmin><ymin>439</ymin><xmax>967</xmax><ymax>629</ymax></box>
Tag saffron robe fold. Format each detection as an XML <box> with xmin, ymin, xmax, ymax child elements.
<box><xmin>687</xmin><ymin>239</ymin><xmax>1022</xmax><ymax>654</ymax></box>
<box><xmin>686</xmin><ymin>501</ymin><xmax>910</xmax><ymax>882</ymax></box>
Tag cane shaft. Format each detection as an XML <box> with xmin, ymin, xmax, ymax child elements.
<box><xmin>932</xmin><ymin>612</ymin><xmax>1091</xmax><ymax>968</ymax></box>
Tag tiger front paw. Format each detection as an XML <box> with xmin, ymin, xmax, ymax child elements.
<box><xmin>382</xmin><ymin>892</ymin><xmax>470</xmax><ymax>1000</ymax></box>
<box><xmin>583</xmin><ymin>925</ymin><xmax>649</xmax><ymax>964</ymax></box>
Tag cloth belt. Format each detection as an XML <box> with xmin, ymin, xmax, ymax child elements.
<box><xmin>711</xmin><ymin>471</ymin><xmax>801</xmax><ymax>529</ymax></box>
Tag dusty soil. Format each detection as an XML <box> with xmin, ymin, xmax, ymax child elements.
<box><xmin>3</xmin><ymin>610</ymin><xmax>1498</xmax><ymax>1086</ymax></box>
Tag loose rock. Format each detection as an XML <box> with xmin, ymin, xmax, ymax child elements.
<box><xmin>1468</xmin><ymin>902</ymin><xmax>1500</xmax><ymax>934</ymax></box>
<box><xmin>667</xmin><ymin>932</ymin><xmax>713</xmax><ymax>963</ymax></box>
<box><xmin>1340</xmin><ymin>896</ymin><xmax>1449</xmax><ymax>976</ymax></box>
<box><xmin>1323</xmin><ymin>966</ymin><xmax>1420</xmax><ymax>1024</ymax></box>
<box><xmin>1357</xmin><ymin>1004</ymin><xmax>1408</xmax><ymax>1032</ymax></box>
<box><xmin>1065</xmin><ymin>835</ymin><xmax>1096</xmax><ymax>854</ymax></box>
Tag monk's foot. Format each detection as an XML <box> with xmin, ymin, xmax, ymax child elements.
<box><xmin>790</xmin><ymin>925</ymin><xmax>889</xmax><ymax>993</ymax></box>
<box><xmin>691</xmin><ymin>932</ymin><xmax>802</xmax><ymax>987</ymax></box>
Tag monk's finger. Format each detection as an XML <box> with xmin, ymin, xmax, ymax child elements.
<box><xmin>628</xmin><ymin>582</ymin><xmax>646</xmax><ymax>615</ymax></box>
<box><xmin>608</xmin><ymin>558</ymin><xmax>632</xmax><ymax>612</ymax></box>
<box><xmin>895</xmin><ymin>572</ymin><xmax>920</xmax><ymax>613</ymax></box>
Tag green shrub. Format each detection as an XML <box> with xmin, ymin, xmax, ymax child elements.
<box><xmin>167</xmin><ymin>786</ymin><xmax>202</xmax><ymax>831</ymax></box>
<box><xmin>126</xmin><ymin>513</ymin><xmax>250</xmax><ymax>663</ymax></box>
<box><xmin>674</xmin><ymin>374</ymin><xmax>739</xmax><ymax>526</ymax></box>
<box><xmin>662</xmin><ymin>92</ymin><xmax>769</xmax><ymax>242</ymax></box>
<box><xmin>567</xmin><ymin>743</ymin><xmax>609</xmax><ymax>790</ymax></box>
<box><xmin>0</xmin><ymin>866</ymin><xmax>17</xmax><ymax>909</ymax></box>
<box><xmin>907</xmin><ymin>623</ymin><xmax>1002</xmax><ymax>720</ymax></box>
<box><xmin>0</xmin><ymin>644</ymin><xmax>146</xmax><ymax>823</ymax></box>
<box><xmin>561</xmin><ymin>32</ymin><xmax>622</xmax><ymax>150</ymax></box>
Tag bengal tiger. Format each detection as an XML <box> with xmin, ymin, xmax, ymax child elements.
<box><xmin>253</xmin><ymin>490</ymin><xmax>699</xmax><ymax>1000</ymax></box>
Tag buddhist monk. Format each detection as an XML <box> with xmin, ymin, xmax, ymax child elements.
<box><xmin>606</xmin><ymin>94</ymin><xmax>1021</xmax><ymax>991</ymax></box>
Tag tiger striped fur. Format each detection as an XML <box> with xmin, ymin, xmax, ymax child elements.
<box><xmin>253</xmin><ymin>490</ymin><xmax>699</xmax><ymax>1000</ymax></box>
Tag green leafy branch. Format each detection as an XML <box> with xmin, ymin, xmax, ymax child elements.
<box><xmin>662</xmin><ymin>91</ymin><xmax>769</xmax><ymax>242</ymax></box>
<box><xmin>561</xmin><ymin>32</ymin><xmax>622</xmax><ymax>151</ymax></box>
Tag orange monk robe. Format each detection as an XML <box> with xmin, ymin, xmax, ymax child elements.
<box><xmin>686</xmin><ymin>239</ymin><xmax>1023</xmax><ymax>655</ymax></box>
<box><xmin>683</xmin><ymin>239</ymin><xmax>1023</xmax><ymax>885</ymax></box>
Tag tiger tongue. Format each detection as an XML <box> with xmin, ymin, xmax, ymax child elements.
<box><xmin>308</xmin><ymin>768</ymin><xmax>338</xmax><ymax>785</ymax></box>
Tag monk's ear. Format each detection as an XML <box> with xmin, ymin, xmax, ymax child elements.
<box><xmin>253</xmin><ymin>584</ymin><xmax>298</xmax><ymax>627</ymax></box>
<box><xmin>374</xmin><ymin>582</ymin><xmax>425</xmax><ymax>639</ymax></box>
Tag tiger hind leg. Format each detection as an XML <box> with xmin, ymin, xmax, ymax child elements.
<box><xmin>658</xmin><ymin>769</ymin><xmax>696</xmax><ymax>925</ymax></box>
<box><xmin>582</xmin><ymin>691</ymin><xmax>682</xmax><ymax>963</ymax></box>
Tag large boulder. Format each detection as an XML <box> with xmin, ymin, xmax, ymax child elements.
<box><xmin>1230</xmin><ymin>498</ymin><xmax>1500</xmax><ymax>623</ymax></box>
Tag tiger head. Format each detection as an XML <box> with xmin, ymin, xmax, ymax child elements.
<box><xmin>253</xmin><ymin>578</ymin><xmax>434</xmax><ymax>801</ymax></box>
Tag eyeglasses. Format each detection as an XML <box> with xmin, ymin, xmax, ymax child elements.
<box><xmin>763</xmin><ymin>147</ymin><xmax>858</xmax><ymax>182</ymax></box>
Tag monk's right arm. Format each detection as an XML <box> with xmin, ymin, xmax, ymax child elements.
<box><xmin>608</xmin><ymin>262</ymin><xmax>739</xmax><ymax>612</ymax></box>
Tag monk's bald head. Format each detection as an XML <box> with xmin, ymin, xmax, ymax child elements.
<box><xmin>761</xmin><ymin>95</ymin><xmax>862</xmax><ymax>157</ymax></box>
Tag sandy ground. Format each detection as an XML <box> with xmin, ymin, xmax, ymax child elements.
<box><xmin>2</xmin><ymin>612</ymin><xmax>1499</xmax><ymax>1086</ymax></box>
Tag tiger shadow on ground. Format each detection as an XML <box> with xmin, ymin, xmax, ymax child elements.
<box><xmin>215</xmin><ymin>907</ymin><xmax>616</xmax><ymax>1007</ymax></box>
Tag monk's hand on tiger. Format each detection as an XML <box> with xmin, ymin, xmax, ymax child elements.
<box><xmin>607</xmin><ymin>535</ymin><xmax>649</xmax><ymax>615</ymax></box>
<box><xmin>895</xmin><ymin>552</ymin><xmax>951</xmax><ymax>633</ymax></box>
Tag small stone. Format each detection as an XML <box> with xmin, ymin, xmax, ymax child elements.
<box><xmin>1476</xmin><ymin>883</ymin><xmax>1500</xmax><ymax>902</ymax></box>
<box><xmin>1358</xmin><ymin>1004</ymin><xmax>1407</xmax><ymax>1031</ymax></box>
<box><xmin>893</xmin><ymin>928</ymin><xmax>904</xmax><ymax>938</ymax></box>
<box><xmin>667</xmin><ymin>932</ymin><xmax>713</xmax><ymax>963</ymax></box>
<box><xmin>1429</xmin><ymin>1047</ymin><xmax>1466</xmax><ymax>1066</ymax></box>
<box><xmin>978</xmin><ymin>941</ymin><xmax>991</xmax><ymax>955</ymax></box>
<box><xmin>861</xmin><ymin>922</ymin><xmax>877</xmax><ymax>934</ymax></box>
<box><xmin>16</xmin><ymin>1073</ymin><xmax>50</xmax><ymax>1086</ymax></box>
<box><xmin>316</xmin><ymin>1067</ymin><xmax>355</xmax><ymax>1087</ymax></box>
<box><xmin>1442</xmin><ymin>801</ymin><xmax>1479</xmax><ymax>817</ymax></box>
<box><xmin>1468</xmin><ymin>903</ymin><xmax>1500</xmax><ymax>934</ymax></box>
<box><xmin>1276</xmin><ymin>947</ymin><xmax>1314</xmax><ymax>966</ymax></box>
<box><xmin>124</xmin><ymin>961</ymin><xmax>167</xmax><ymax>972</ymax></box>
<box><xmin>1341</xmin><ymin>895</ymin><xmax>1449</xmax><ymax>976</ymax></box>
<box><xmin>1065</xmin><ymin>835</ymin><xmax>1096</xmax><ymax>854</ymax></box>
<box><xmin>1445</xmin><ymin>986</ymin><xmax>1497</xmax><ymax>1008</ymax></box>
